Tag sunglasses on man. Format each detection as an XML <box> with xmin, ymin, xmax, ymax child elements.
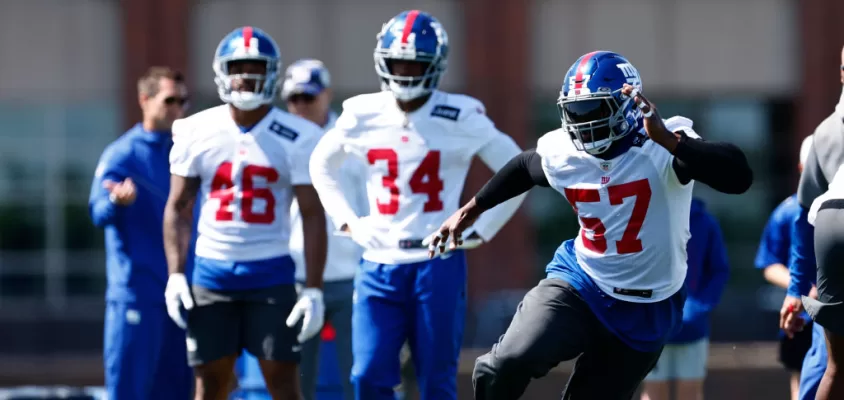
<box><xmin>287</xmin><ymin>93</ymin><xmax>317</xmax><ymax>104</ymax></box>
<box><xmin>164</xmin><ymin>96</ymin><xmax>189</xmax><ymax>106</ymax></box>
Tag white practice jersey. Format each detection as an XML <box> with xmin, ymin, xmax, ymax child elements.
<box><xmin>537</xmin><ymin>116</ymin><xmax>700</xmax><ymax>303</ymax></box>
<box><xmin>170</xmin><ymin>105</ymin><xmax>322</xmax><ymax>262</ymax></box>
<box><xmin>310</xmin><ymin>90</ymin><xmax>525</xmax><ymax>264</ymax></box>
<box><xmin>808</xmin><ymin>164</ymin><xmax>844</xmax><ymax>226</ymax></box>
<box><xmin>290</xmin><ymin>113</ymin><xmax>369</xmax><ymax>282</ymax></box>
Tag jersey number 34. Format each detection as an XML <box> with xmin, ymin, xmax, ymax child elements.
<box><xmin>368</xmin><ymin>148</ymin><xmax>444</xmax><ymax>215</ymax></box>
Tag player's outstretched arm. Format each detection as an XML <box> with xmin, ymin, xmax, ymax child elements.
<box><xmin>294</xmin><ymin>185</ymin><xmax>327</xmax><ymax>289</ymax></box>
<box><xmin>620</xmin><ymin>84</ymin><xmax>753</xmax><ymax>194</ymax></box>
<box><xmin>163</xmin><ymin>175</ymin><xmax>199</xmax><ymax>276</ymax></box>
<box><xmin>668</xmin><ymin>132</ymin><xmax>753</xmax><ymax>194</ymax></box>
<box><xmin>428</xmin><ymin>149</ymin><xmax>549</xmax><ymax>256</ymax></box>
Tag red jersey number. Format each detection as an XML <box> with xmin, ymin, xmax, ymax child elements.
<box><xmin>563</xmin><ymin>179</ymin><xmax>652</xmax><ymax>254</ymax></box>
<box><xmin>367</xmin><ymin>149</ymin><xmax>444</xmax><ymax>215</ymax></box>
<box><xmin>210</xmin><ymin>162</ymin><xmax>280</xmax><ymax>224</ymax></box>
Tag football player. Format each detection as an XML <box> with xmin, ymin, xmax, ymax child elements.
<box><xmin>162</xmin><ymin>26</ymin><xmax>327</xmax><ymax>400</ymax></box>
<box><xmin>783</xmin><ymin>45</ymin><xmax>844</xmax><ymax>400</ymax></box>
<box><xmin>755</xmin><ymin>135</ymin><xmax>814</xmax><ymax>400</ymax></box>
<box><xmin>308</xmin><ymin>10</ymin><xmax>526</xmax><ymax>400</ymax></box>
<box><xmin>428</xmin><ymin>51</ymin><xmax>753</xmax><ymax>399</ymax></box>
<box><xmin>233</xmin><ymin>58</ymin><xmax>364</xmax><ymax>400</ymax></box>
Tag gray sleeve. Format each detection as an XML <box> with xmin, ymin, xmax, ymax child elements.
<box><xmin>798</xmin><ymin>142</ymin><xmax>828</xmax><ymax>208</ymax></box>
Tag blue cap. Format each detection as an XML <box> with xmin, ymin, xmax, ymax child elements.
<box><xmin>281</xmin><ymin>59</ymin><xmax>331</xmax><ymax>100</ymax></box>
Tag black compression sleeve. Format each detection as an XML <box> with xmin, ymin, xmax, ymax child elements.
<box><xmin>671</xmin><ymin>131</ymin><xmax>753</xmax><ymax>194</ymax></box>
<box><xmin>474</xmin><ymin>149</ymin><xmax>550</xmax><ymax>211</ymax></box>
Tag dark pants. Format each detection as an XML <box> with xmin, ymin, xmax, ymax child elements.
<box><xmin>809</xmin><ymin>202</ymin><xmax>844</xmax><ymax>336</ymax></box>
<box><xmin>299</xmin><ymin>279</ymin><xmax>355</xmax><ymax>400</ymax></box>
<box><xmin>473</xmin><ymin>279</ymin><xmax>663</xmax><ymax>400</ymax></box>
<box><xmin>186</xmin><ymin>283</ymin><xmax>300</xmax><ymax>367</ymax></box>
<box><xmin>809</xmin><ymin>202</ymin><xmax>844</xmax><ymax>400</ymax></box>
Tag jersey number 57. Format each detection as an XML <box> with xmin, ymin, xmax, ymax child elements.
<box><xmin>564</xmin><ymin>179</ymin><xmax>652</xmax><ymax>255</ymax></box>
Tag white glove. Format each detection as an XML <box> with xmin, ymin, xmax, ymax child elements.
<box><xmin>344</xmin><ymin>217</ymin><xmax>387</xmax><ymax>249</ymax></box>
<box><xmin>423</xmin><ymin>227</ymin><xmax>485</xmax><ymax>253</ymax></box>
<box><xmin>285</xmin><ymin>287</ymin><xmax>325</xmax><ymax>343</ymax></box>
<box><xmin>164</xmin><ymin>273</ymin><xmax>194</xmax><ymax>329</ymax></box>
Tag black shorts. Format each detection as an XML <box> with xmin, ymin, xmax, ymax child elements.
<box><xmin>803</xmin><ymin>200</ymin><xmax>844</xmax><ymax>336</ymax></box>
<box><xmin>186</xmin><ymin>283</ymin><xmax>300</xmax><ymax>367</ymax></box>
<box><xmin>473</xmin><ymin>278</ymin><xmax>663</xmax><ymax>399</ymax></box>
<box><xmin>779</xmin><ymin>320</ymin><xmax>814</xmax><ymax>371</ymax></box>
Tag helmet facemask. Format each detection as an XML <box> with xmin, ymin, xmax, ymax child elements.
<box><xmin>214</xmin><ymin>57</ymin><xmax>280</xmax><ymax>111</ymax></box>
<box><xmin>374</xmin><ymin>48</ymin><xmax>445</xmax><ymax>101</ymax></box>
<box><xmin>557</xmin><ymin>88</ymin><xmax>637</xmax><ymax>155</ymax></box>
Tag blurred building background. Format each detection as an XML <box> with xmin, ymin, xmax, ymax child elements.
<box><xmin>1</xmin><ymin>0</ymin><xmax>844</xmax><ymax>393</ymax></box>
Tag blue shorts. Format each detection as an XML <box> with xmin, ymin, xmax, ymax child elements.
<box><xmin>193</xmin><ymin>255</ymin><xmax>295</xmax><ymax>291</ymax></box>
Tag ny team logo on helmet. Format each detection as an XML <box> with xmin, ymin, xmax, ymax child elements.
<box><xmin>557</xmin><ymin>51</ymin><xmax>644</xmax><ymax>155</ymax></box>
<box><xmin>213</xmin><ymin>26</ymin><xmax>282</xmax><ymax>111</ymax></box>
<box><xmin>374</xmin><ymin>10</ymin><xmax>449</xmax><ymax>101</ymax></box>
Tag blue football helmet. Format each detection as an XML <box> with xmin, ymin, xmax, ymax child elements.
<box><xmin>213</xmin><ymin>26</ymin><xmax>281</xmax><ymax>111</ymax></box>
<box><xmin>557</xmin><ymin>51</ymin><xmax>644</xmax><ymax>155</ymax></box>
<box><xmin>374</xmin><ymin>10</ymin><xmax>449</xmax><ymax>101</ymax></box>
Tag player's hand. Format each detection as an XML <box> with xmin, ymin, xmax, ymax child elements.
<box><xmin>286</xmin><ymin>287</ymin><xmax>325</xmax><ymax>343</ymax></box>
<box><xmin>427</xmin><ymin>199</ymin><xmax>484</xmax><ymax>258</ymax></box>
<box><xmin>620</xmin><ymin>84</ymin><xmax>678</xmax><ymax>152</ymax></box>
<box><xmin>809</xmin><ymin>285</ymin><xmax>819</xmax><ymax>300</ymax></box>
<box><xmin>780</xmin><ymin>295</ymin><xmax>806</xmax><ymax>338</ymax></box>
<box><xmin>103</xmin><ymin>178</ymin><xmax>137</xmax><ymax>206</ymax></box>
<box><xmin>164</xmin><ymin>273</ymin><xmax>194</xmax><ymax>329</ymax></box>
<box><xmin>344</xmin><ymin>217</ymin><xmax>387</xmax><ymax>249</ymax></box>
<box><xmin>423</xmin><ymin>228</ymin><xmax>485</xmax><ymax>254</ymax></box>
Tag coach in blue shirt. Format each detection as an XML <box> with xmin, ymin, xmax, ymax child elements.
<box><xmin>641</xmin><ymin>198</ymin><xmax>730</xmax><ymax>400</ymax></box>
<box><xmin>89</xmin><ymin>67</ymin><xmax>194</xmax><ymax>400</ymax></box>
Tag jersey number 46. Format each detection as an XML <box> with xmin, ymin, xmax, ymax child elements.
<box><xmin>210</xmin><ymin>162</ymin><xmax>279</xmax><ymax>224</ymax></box>
<box><xmin>368</xmin><ymin>148</ymin><xmax>444</xmax><ymax>215</ymax></box>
